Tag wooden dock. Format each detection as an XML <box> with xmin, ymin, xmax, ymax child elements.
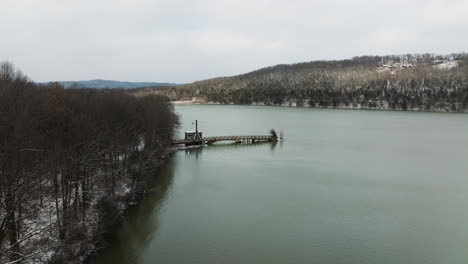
<box><xmin>173</xmin><ymin>120</ymin><xmax>279</xmax><ymax>146</ymax></box>
<box><xmin>173</xmin><ymin>135</ymin><xmax>275</xmax><ymax>146</ymax></box>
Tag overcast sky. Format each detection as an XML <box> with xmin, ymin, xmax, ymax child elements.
<box><xmin>1</xmin><ymin>0</ymin><xmax>467</xmax><ymax>83</ymax></box>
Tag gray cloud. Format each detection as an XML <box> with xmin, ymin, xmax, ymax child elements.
<box><xmin>1</xmin><ymin>0</ymin><xmax>467</xmax><ymax>83</ymax></box>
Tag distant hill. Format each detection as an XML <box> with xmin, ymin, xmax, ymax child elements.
<box><xmin>41</xmin><ymin>79</ymin><xmax>179</xmax><ymax>89</ymax></box>
<box><xmin>142</xmin><ymin>52</ymin><xmax>468</xmax><ymax>112</ymax></box>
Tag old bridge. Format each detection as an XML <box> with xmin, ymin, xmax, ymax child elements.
<box><xmin>173</xmin><ymin>120</ymin><xmax>279</xmax><ymax>146</ymax></box>
<box><xmin>173</xmin><ymin>135</ymin><xmax>275</xmax><ymax>146</ymax></box>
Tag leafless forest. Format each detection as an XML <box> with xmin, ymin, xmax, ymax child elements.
<box><xmin>0</xmin><ymin>62</ymin><xmax>179</xmax><ymax>263</ymax></box>
<box><xmin>140</xmin><ymin>53</ymin><xmax>468</xmax><ymax>112</ymax></box>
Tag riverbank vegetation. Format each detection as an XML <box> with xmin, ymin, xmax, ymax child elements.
<box><xmin>139</xmin><ymin>53</ymin><xmax>468</xmax><ymax>112</ymax></box>
<box><xmin>0</xmin><ymin>62</ymin><xmax>179</xmax><ymax>263</ymax></box>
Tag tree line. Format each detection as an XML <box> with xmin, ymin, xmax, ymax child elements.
<box><xmin>0</xmin><ymin>62</ymin><xmax>179</xmax><ymax>263</ymax></box>
<box><xmin>140</xmin><ymin>53</ymin><xmax>468</xmax><ymax>112</ymax></box>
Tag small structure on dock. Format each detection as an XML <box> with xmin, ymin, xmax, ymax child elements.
<box><xmin>184</xmin><ymin>120</ymin><xmax>203</xmax><ymax>145</ymax></box>
<box><xmin>173</xmin><ymin>120</ymin><xmax>280</xmax><ymax>146</ymax></box>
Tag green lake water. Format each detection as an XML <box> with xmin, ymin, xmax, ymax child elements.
<box><xmin>93</xmin><ymin>105</ymin><xmax>468</xmax><ymax>264</ymax></box>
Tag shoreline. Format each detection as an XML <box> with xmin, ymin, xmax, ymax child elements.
<box><xmin>83</xmin><ymin>152</ymin><xmax>174</xmax><ymax>264</ymax></box>
<box><xmin>171</xmin><ymin>100</ymin><xmax>468</xmax><ymax>114</ymax></box>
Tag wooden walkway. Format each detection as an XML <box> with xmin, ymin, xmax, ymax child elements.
<box><xmin>173</xmin><ymin>135</ymin><xmax>275</xmax><ymax>145</ymax></box>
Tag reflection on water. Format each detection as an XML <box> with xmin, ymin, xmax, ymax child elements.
<box><xmin>93</xmin><ymin>105</ymin><xmax>468</xmax><ymax>264</ymax></box>
<box><xmin>93</xmin><ymin>141</ymin><xmax>276</xmax><ymax>264</ymax></box>
<box><xmin>90</xmin><ymin>159</ymin><xmax>176</xmax><ymax>264</ymax></box>
<box><xmin>185</xmin><ymin>141</ymin><xmax>280</xmax><ymax>158</ymax></box>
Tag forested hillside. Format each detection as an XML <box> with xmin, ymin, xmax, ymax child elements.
<box><xmin>142</xmin><ymin>53</ymin><xmax>468</xmax><ymax>112</ymax></box>
<box><xmin>42</xmin><ymin>79</ymin><xmax>178</xmax><ymax>89</ymax></box>
<box><xmin>0</xmin><ymin>62</ymin><xmax>179</xmax><ymax>263</ymax></box>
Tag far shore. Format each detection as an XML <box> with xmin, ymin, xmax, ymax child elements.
<box><xmin>172</xmin><ymin>100</ymin><xmax>208</xmax><ymax>105</ymax></box>
<box><xmin>171</xmin><ymin>100</ymin><xmax>467</xmax><ymax>113</ymax></box>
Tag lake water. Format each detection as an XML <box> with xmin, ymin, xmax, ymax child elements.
<box><xmin>93</xmin><ymin>105</ymin><xmax>468</xmax><ymax>264</ymax></box>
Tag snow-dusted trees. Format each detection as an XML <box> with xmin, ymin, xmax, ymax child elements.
<box><xmin>147</xmin><ymin>53</ymin><xmax>468</xmax><ymax>112</ymax></box>
<box><xmin>0</xmin><ymin>62</ymin><xmax>179</xmax><ymax>263</ymax></box>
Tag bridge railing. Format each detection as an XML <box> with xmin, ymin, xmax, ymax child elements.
<box><xmin>173</xmin><ymin>135</ymin><xmax>274</xmax><ymax>145</ymax></box>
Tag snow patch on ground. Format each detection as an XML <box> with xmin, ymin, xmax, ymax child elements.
<box><xmin>434</xmin><ymin>60</ymin><xmax>459</xmax><ymax>69</ymax></box>
<box><xmin>1</xmin><ymin>176</ymin><xmax>136</xmax><ymax>264</ymax></box>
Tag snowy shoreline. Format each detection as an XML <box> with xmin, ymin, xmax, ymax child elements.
<box><xmin>82</xmin><ymin>153</ymin><xmax>174</xmax><ymax>264</ymax></box>
<box><xmin>171</xmin><ymin>100</ymin><xmax>468</xmax><ymax>113</ymax></box>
